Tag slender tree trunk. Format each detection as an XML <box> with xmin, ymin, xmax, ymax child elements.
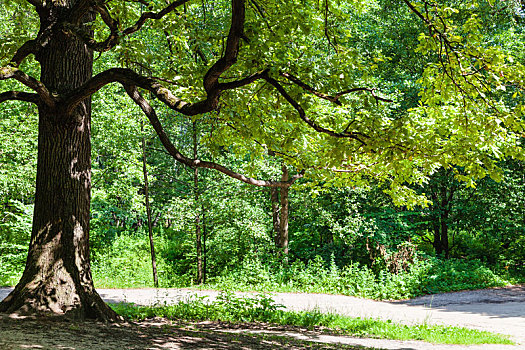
<box><xmin>202</xmin><ymin>205</ymin><xmax>207</xmax><ymax>284</ymax></box>
<box><xmin>432</xmin><ymin>219</ymin><xmax>443</xmax><ymax>256</ymax></box>
<box><xmin>280</xmin><ymin>165</ymin><xmax>290</xmax><ymax>257</ymax></box>
<box><xmin>0</xmin><ymin>5</ymin><xmax>118</xmax><ymax>320</ymax></box>
<box><xmin>430</xmin><ymin>190</ymin><xmax>444</xmax><ymax>257</ymax></box>
<box><xmin>441</xmin><ymin>217</ymin><xmax>450</xmax><ymax>259</ymax></box>
<box><xmin>193</xmin><ymin>122</ymin><xmax>204</xmax><ymax>284</ymax></box>
<box><xmin>269</xmin><ymin>164</ymin><xmax>290</xmax><ymax>258</ymax></box>
<box><xmin>270</xmin><ymin>187</ymin><xmax>281</xmax><ymax>247</ymax></box>
<box><xmin>141</xmin><ymin>120</ymin><xmax>158</xmax><ymax>288</ymax></box>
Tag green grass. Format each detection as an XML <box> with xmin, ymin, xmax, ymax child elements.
<box><xmin>110</xmin><ymin>292</ymin><xmax>514</xmax><ymax>345</ymax></box>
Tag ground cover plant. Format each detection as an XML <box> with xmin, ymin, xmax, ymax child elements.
<box><xmin>110</xmin><ymin>292</ymin><xmax>514</xmax><ymax>345</ymax></box>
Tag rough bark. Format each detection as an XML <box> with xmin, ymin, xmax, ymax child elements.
<box><xmin>0</xmin><ymin>3</ymin><xmax>118</xmax><ymax>321</ymax></box>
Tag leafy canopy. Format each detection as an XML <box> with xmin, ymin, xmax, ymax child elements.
<box><xmin>1</xmin><ymin>0</ymin><xmax>524</xmax><ymax>205</ymax></box>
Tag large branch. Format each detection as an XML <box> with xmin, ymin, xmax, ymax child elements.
<box><xmin>124</xmin><ymin>85</ymin><xmax>303</xmax><ymax>188</ymax></box>
<box><xmin>0</xmin><ymin>67</ymin><xmax>55</xmax><ymax>107</ymax></box>
<box><xmin>63</xmin><ymin>68</ymin><xmax>197</xmax><ymax>115</ymax></box>
<box><xmin>218</xmin><ymin>69</ymin><xmax>269</xmax><ymax>90</ymax></box>
<box><xmin>63</xmin><ymin>64</ymin><xmax>269</xmax><ymax>115</ymax></box>
<box><xmin>203</xmin><ymin>0</ymin><xmax>246</xmax><ymax>92</ymax></box>
<box><xmin>70</xmin><ymin>0</ymin><xmax>190</xmax><ymax>52</ymax></box>
<box><xmin>26</xmin><ymin>0</ymin><xmax>43</xmax><ymax>8</ymax></box>
<box><xmin>262</xmin><ymin>73</ymin><xmax>369</xmax><ymax>144</ymax></box>
<box><xmin>10</xmin><ymin>40</ymin><xmax>39</xmax><ymax>67</ymax></box>
<box><xmin>0</xmin><ymin>91</ymin><xmax>39</xmax><ymax>104</ymax></box>
<box><xmin>64</xmin><ymin>0</ymin><xmax>251</xmax><ymax>113</ymax></box>
<box><xmin>65</xmin><ymin>67</ymin><xmax>372</xmax><ymax>143</ymax></box>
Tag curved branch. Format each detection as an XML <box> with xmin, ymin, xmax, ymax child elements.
<box><xmin>218</xmin><ymin>69</ymin><xmax>269</xmax><ymax>90</ymax></box>
<box><xmin>203</xmin><ymin>0</ymin><xmax>246</xmax><ymax>92</ymax></box>
<box><xmin>0</xmin><ymin>67</ymin><xmax>55</xmax><ymax>107</ymax></box>
<box><xmin>281</xmin><ymin>72</ymin><xmax>393</xmax><ymax>104</ymax></box>
<box><xmin>11</xmin><ymin>40</ymin><xmax>38</xmax><ymax>67</ymax></box>
<box><xmin>122</xmin><ymin>0</ymin><xmax>190</xmax><ymax>36</ymax></box>
<box><xmin>63</xmin><ymin>68</ymin><xmax>193</xmax><ymax>115</ymax></box>
<box><xmin>0</xmin><ymin>91</ymin><xmax>39</xmax><ymax>104</ymax></box>
<box><xmin>63</xmin><ymin>64</ymin><xmax>270</xmax><ymax>116</ymax></box>
<box><xmin>65</xmin><ymin>0</ymin><xmax>251</xmax><ymax>114</ymax></box>
<box><xmin>70</xmin><ymin>0</ymin><xmax>190</xmax><ymax>52</ymax></box>
<box><xmin>262</xmin><ymin>73</ymin><xmax>369</xmax><ymax>144</ymax></box>
<box><xmin>124</xmin><ymin>85</ymin><xmax>303</xmax><ymax>188</ymax></box>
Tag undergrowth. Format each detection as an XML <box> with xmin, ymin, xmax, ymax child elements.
<box><xmin>2</xmin><ymin>233</ymin><xmax>510</xmax><ymax>300</ymax></box>
<box><xmin>199</xmin><ymin>256</ymin><xmax>508</xmax><ymax>299</ymax></box>
<box><xmin>88</xmin><ymin>239</ymin><xmax>508</xmax><ymax>300</ymax></box>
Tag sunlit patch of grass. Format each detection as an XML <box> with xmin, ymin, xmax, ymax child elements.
<box><xmin>110</xmin><ymin>292</ymin><xmax>514</xmax><ymax>345</ymax></box>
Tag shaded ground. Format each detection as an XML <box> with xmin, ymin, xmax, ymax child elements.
<box><xmin>1</xmin><ymin>286</ymin><xmax>524</xmax><ymax>349</ymax></box>
<box><xmin>0</xmin><ymin>315</ymin><xmax>376</xmax><ymax>350</ymax></box>
<box><xmin>0</xmin><ymin>315</ymin><xmax>519</xmax><ymax>350</ymax></box>
<box><xmin>395</xmin><ymin>284</ymin><xmax>525</xmax><ymax>306</ymax></box>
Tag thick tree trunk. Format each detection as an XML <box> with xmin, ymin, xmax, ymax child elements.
<box><xmin>0</xmin><ymin>6</ymin><xmax>118</xmax><ymax>320</ymax></box>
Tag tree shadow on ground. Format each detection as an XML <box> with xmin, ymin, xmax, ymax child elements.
<box><xmin>0</xmin><ymin>315</ymin><xmax>387</xmax><ymax>350</ymax></box>
<box><xmin>391</xmin><ymin>285</ymin><xmax>525</xmax><ymax>319</ymax></box>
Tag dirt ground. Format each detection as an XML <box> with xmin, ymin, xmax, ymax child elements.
<box><xmin>1</xmin><ymin>286</ymin><xmax>524</xmax><ymax>350</ymax></box>
<box><xmin>0</xmin><ymin>315</ymin><xmax>378</xmax><ymax>350</ymax></box>
<box><xmin>0</xmin><ymin>315</ymin><xmax>520</xmax><ymax>350</ymax></box>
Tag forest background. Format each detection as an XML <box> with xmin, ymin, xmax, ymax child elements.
<box><xmin>1</xmin><ymin>0</ymin><xmax>525</xmax><ymax>302</ymax></box>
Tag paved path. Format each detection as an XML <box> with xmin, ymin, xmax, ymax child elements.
<box><xmin>2</xmin><ymin>286</ymin><xmax>524</xmax><ymax>349</ymax></box>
